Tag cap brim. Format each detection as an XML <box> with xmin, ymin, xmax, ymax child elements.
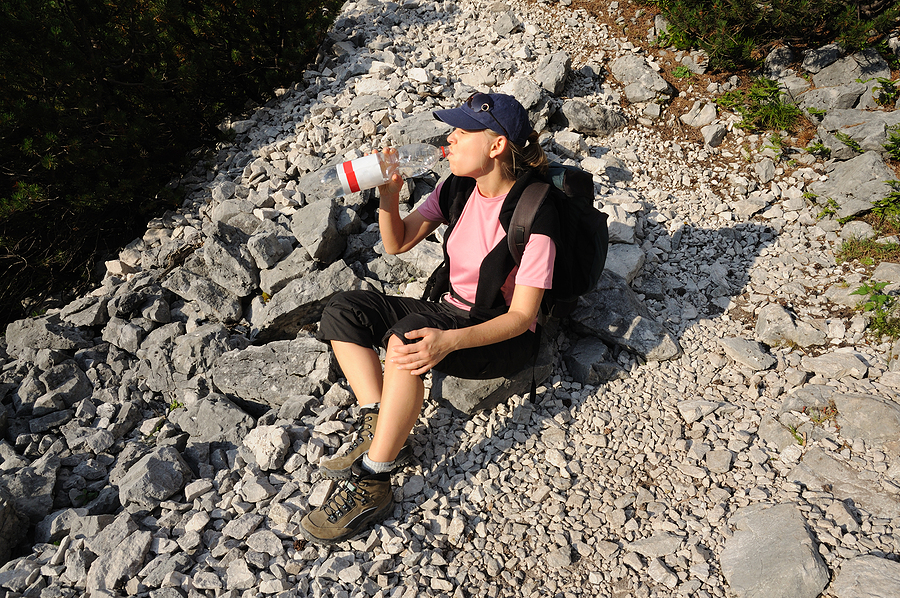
<box><xmin>433</xmin><ymin>107</ymin><xmax>493</xmax><ymax>133</ymax></box>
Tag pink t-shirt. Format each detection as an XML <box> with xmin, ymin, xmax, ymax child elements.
<box><xmin>417</xmin><ymin>180</ymin><xmax>556</xmax><ymax>318</ymax></box>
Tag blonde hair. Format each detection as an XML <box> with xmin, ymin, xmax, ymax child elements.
<box><xmin>487</xmin><ymin>130</ymin><xmax>548</xmax><ymax>180</ymax></box>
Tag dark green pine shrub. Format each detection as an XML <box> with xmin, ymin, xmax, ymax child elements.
<box><xmin>0</xmin><ymin>0</ymin><xmax>341</xmax><ymax>323</ymax></box>
<box><xmin>650</xmin><ymin>0</ymin><xmax>900</xmax><ymax>70</ymax></box>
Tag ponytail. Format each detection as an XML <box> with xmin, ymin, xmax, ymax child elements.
<box><xmin>511</xmin><ymin>131</ymin><xmax>548</xmax><ymax>178</ymax></box>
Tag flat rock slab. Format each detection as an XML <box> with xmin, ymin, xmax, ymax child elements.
<box><xmin>719</xmin><ymin>337</ymin><xmax>776</xmax><ymax>371</ymax></box>
<box><xmin>788</xmin><ymin>448</ymin><xmax>900</xmax><ymax>519</ymax></box>
<box><xmin>832</xmin><ymin>555</ymin><xmax>900</xmax><ymax>598</ymax></box>
<box><xmin>720</xmin><ymin>503</ymin><xmax>829</xmax><ymax>598</ymax></box>
<box><xmin>800</xmin><ymin>351</ymin><xmax>868</xmax><ymax>379</ymax></box>
<box><xmin>572</xmin><ymin>271</ymin><xmax>681</xmax><ymax>361</ymax></box>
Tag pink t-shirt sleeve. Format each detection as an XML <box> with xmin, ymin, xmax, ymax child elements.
<box><xmin>414</xmin><ymin>180</ymin><xmax>448</xmax><ymax>223</ymax></box>
<box><xmin>515</xmin><ymin>234</ymin><xmax>556</xmax><ymax>289</ymax></box>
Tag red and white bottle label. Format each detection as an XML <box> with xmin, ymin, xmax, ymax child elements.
<box><xmin>338</xmin><ymin>154</ymin><xmax>384</xmax><ymax>195</ymax></box>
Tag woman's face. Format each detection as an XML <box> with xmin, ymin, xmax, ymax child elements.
<box><xmin>446</xmin><ymin>128</ymin><xmax>495</xmax><ymax>178</ymax></box>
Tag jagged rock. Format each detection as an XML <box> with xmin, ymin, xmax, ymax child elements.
<box><xmin>558</xmin><ymin>100</ymin><xmax>627</xmax><ymax>136</ymax></box>
<box><xmin>0</xmin><ymin>487</ymin><xmax>26</xmax><ymax>563</ymax></box>
<box><xmin>677</xmin><ymin>400</ymin><xmax>720</xmax><ymax>425</ymax></box>
<box><xmin>259</xmin><ymin>246</ymin><xmax>316</xmax><ymax>296</ymax></box>
<box><xmin>249</xmin><ymin>259</ymin><xmax>376</xmax><ymax>342</ymax></box>
<box><xmin>718</xmin><ymin>337</ymin><xmax>776</xmax><ymax>371</ymax></box>
<box><xmin>291</xmin><ymin>198</ymin><xmax>349</xmax><ymax>264</ymax></box>
<box><xmin>720</xmin><ymin>503</ymin><xmax>829</xmax><ymax>598</ymax></box>
<box><xmin>580</xmin><ymin>155</ymin><xmax>632</xmax><ymax>183</ymax></box>
<box><xmin>798</xmin><ymin>82</ymin><xmax>867</xmax><ymax>111</ymax></box>
<box><xmin>166</xmin><ymin>391</ymin><xmax>254</xmax><ymax>450</ymax></box>
<box><xmin>102</xmin><ymin>316</ymin><xmax>153</xmax><ymax>354</ymax></box>
<box><xmin>802</xmin><ymin>43</ymin><xmax>843</xmax><ymax>73</ymax></box>
<box><xmin>429</xmin><ymin>323</ymin><xmax>559</xmax><ymax>413</ymax></box>
<box><xmin>813</xmin><ymin>49</ymin><xmax>890</xmax><ymax>89</ymax></box>
<box><xmin>242</xmin><ymin>426</ymin><xmax>290</xmax><ymax>470</ymax></box>
<box><xmin>564</xmin><ymin>337</ymin><xmax>627</xmax><ymax>385</ymax></box>
<box><xmin>204</xmin><ymin>220</ymin><xmax>259</xmax><ymax>297</ymax></box>
<box><xmin>800</xmin><ymin>350</ymin><xmax>868</xmax><ymax>379</ymax></box>
<box><xmin>211</xmin><ymin>334</ymin><xmax>335</xmax><ymax>412</ymax></box>
<box><xmin>604</xmin><ymin>243</ymin><xmax>645</xmax><ymax>284</ymax></box>
<box><xmin>170</xmin><ymin>323</ymin><xmax>244</xmax><ymax>379</ymax></box>
<box><xmin>534</xmin><ymin>52</ymin><xmax>570</xmax><ymax>96</ymax></box>
<box><xmin>570</xmin><ymin>271</ymin><xmax>681</xmax><ymax>361</ymax></box>
<box><xmin>492</xmin><ymin>11</ymin><xmax>522</xmax><ymax>36</ymax></box>
<box><xmin>384</xmin><ymin>110</ymin><xmax>452</xmax><ymax>147</ymax></box>
<box><xmin>4</xmin><ymin>314</ymin><xmax>92</xmax><ymax>360</ymax></box>
<box><xmin>247</xmin><ymin>230</ymin><xmax>288</xmax><ymax>270</ymax></box>
<box><xmin>60</xmin><ymin>295</ymin><xmax>112</xmax><ymax>327</ymax></box>
<box><xmin>789</xmin><ymin>448</ymin><xmax>900</xmax><ymax>518</ymax></box>
<box><xmin>701</xmin><ymin>123</ymin><xmax>727</xmax><ymax>147</ymax></box>
<box><xmin>680</xmin><ymin>101</ymin><xmax>717</xmax><ymax>128</ymax></box>
<box><xmin>609</xmin><ymin>54</ymin><xmax>674</xmax><ymax>103</ymax></box>
<box><xmin>0</xmin><ymin>452</ymin><xmax>59</xmax><ymax>522</ymax></box>
<box><xmin>832</xmin><ymin>392</ymin><xmax>900</xmax><ymax>445</ymax></box>
<box><xmin>755</xmin><ymin>303</ymin><xmax>827</xmax><ymax>348</ymax></box>
<box><xmin>133</xmin><ymin>322</ymin><xmax>187</xmax><ymax>393</ymax></box>
<box><xmin>499</xmin><ymin>77</ymin><xmax>544</xmax><ymax>110</ymax></box>
<box><xmin>553</xmin><ymin>130</ymin><xmax>589</xmax><ymax>158</ymax></box>
<box><xmin>831</xmin><ymin>555</ymin><xmax>900</xmax><ymax>598</ymax></box>
<box><xmin>85</xmin><ymin>529</ymin><xmax>152</xmax><ymax>594</ymax></box>
<box><xmin>387</xmin><ymin>238</ymin><xmax>444</xmax><ymax>280</ymax></box>
<box><xmin>818</xmin><ymin>110</ymin><xmax>900</xmax><ymax>153</ymax></box>
<box><xmin>162</xmin><ymin>266</ymin><xmax>242</xmax><ymax>323</ymax></box>
<box><xmin>117</xmin><ymin>446</ymin><xmax>192</xmax><ymax>511</ymax></box>
<box><xmin>31</xmin><ymin>360</ymin><xmax>91</xmax><ymax>413</ymax></box>
<box><xmin>602</xmin><ymin>204</ymin><xmax>637</xmax><ymax>244</ymax></box>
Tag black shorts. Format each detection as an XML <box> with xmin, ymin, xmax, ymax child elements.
<box><xmin>318</xmin><ymin>290</ymin><xmax>537</xmax><ymax>380</ymax></box>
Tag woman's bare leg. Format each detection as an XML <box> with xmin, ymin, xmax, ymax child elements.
<box><xmin>367</xmin><ymin>334</ymin><xmax>425</xmax><ymax>462</ymax></box>
<box><xmin>330</xmin><ymin>341</ymin><xmax>384</xmax><ymax>407</ymax></box>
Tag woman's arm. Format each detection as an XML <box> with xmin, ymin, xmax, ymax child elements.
<box><xmin>377</xmin><ymin>149</ymin><xmax>441</xmax><ymax>254</ymax></box>
<box><xmin>389</xmin><ymin>284</ymin><xmax>545</xmax><ymax>375</ymax></box>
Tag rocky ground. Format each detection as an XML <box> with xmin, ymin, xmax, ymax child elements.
<box><xmin>2</xmin><ymin>0</ymin><xmax>900</xmax><ymax>598</ymax></box>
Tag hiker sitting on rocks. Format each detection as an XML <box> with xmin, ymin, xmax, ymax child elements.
<box><xmin>300</xmin><ymin>93</ymin><xmax>561</xmax><ymax>544</ymax></box>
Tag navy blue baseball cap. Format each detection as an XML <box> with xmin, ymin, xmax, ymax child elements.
<box><xmin>433</xmin><ymin>93</ymin><xmax>533</xmax><ymax>147</ymax></box>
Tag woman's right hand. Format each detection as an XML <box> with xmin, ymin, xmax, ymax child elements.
<box><xmin>377</xmin><ymin>148</ymin><xmax>404</xmax><ymax>207</ymax></box>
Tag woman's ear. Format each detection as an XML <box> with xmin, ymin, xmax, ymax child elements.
<box><xmin>488</xmin><ymin>135</ymin><xmax>508</xmax><ymax>159</ymax></box>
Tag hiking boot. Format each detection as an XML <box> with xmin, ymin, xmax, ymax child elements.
<box><xmin>300</xmin><ymin>459</ymin><xmax>394</xmax><ymax>545</ymax></box>
<box><xmin>319</xmin><ymin>407</ymin><xmax>412</xmax><ymax>479</ymax></box>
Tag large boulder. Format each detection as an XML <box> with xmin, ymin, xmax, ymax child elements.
<box><xmin>116</xmin><ymin>446</ymin><xmax>192</xmax><ymax>511</ymax></box>
<box><xmin>249</xmin><ymin>260</ymin><xmax>376</xmax><ymax>342</ymax></box>
<box><xmin>212</xmin><ymin>334</ymin><xmax>336</xmax><ymax>413</ymax></box>
<box><xmin>808</xmin><ymin>151</ymin><xmax>896</xmax><ymax>220</ymax></box>
<box><xmin>167</xmin><ymin>391</ymin><xmax>255</xmax><ymax>450</ymax></box>
<box><xmin>720</xmin><ymin>503</ymin><xmax>829</xmax><ymax>598</ymax></box>
<box><xmin>430</xmin><ymin>323</ymin><xmax>560</xmax><ymax>413</ymax></box>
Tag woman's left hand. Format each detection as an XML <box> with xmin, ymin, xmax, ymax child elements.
<box><xmin>389</xmin><ymin>328</ymin><xmax>456</xmax><ymax>375</ymax></box>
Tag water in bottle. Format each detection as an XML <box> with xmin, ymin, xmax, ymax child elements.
<box><xmin>303</xmin><ymin>143</ymin><xmax>447</xmax><ymax>198</ymax></box>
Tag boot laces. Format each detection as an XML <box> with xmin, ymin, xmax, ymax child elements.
<box><xmin>348</xmin><ymin>412</ymin><xmax>376</xmax><ymax>450</ymax></box>
<box><xmin>323</xmin><ymin>480</ymin><xmax>370</xmax><ymax>523</ymax></box>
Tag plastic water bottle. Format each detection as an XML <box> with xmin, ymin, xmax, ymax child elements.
<box><xmin>304</xmin><ymin>143</ymin><xmax>447</xmax><ymax>197</ymax></box>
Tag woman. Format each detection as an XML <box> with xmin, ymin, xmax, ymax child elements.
<box><xmin>300</xmin><ymin>93</ymin><xmax>560</xmax><ymax>544</ymax></box>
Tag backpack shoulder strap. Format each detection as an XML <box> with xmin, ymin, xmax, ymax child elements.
<box><xmin>508</xmin><ymin>181</ymin><xmax>550</xmax><ymax>265</ymax></box>
<box><xmin>439</xmin><ymin>174</ymin><xmax>476</xmax><ymax>225</ymax></box>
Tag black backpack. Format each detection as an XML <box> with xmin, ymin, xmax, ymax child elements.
<box><xmin>509</xmin><ymin>163</ymin><xmax>608</xmax><ymax>324</ymax></box>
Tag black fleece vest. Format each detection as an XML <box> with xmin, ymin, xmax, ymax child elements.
<box><xmin>432</xmin><ymin>171</ymin><xmax>560</xmax><ymax>322</ymax></box>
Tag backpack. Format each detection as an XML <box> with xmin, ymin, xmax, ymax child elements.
<box><xmin>509</xmin><ymin>163</ymin><xmax>608</xmax><ymax>323</ymax></box>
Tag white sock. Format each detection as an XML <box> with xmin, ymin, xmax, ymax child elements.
<box><xmin>359</xmin><ymin>402</ymin><xmax>380</xmax><ymax>412</ymax></box>
<box><xmin>362</xmin><ymin>453</ymin><xmax>394</xmax><ymax>474</ymax></box>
